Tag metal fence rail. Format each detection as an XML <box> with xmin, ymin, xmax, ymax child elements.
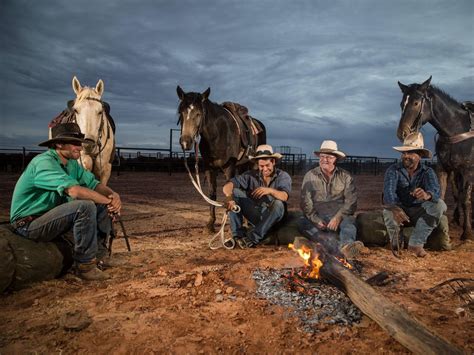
<box><xmin>0</xmin><ymin>146</ymin><xmax>436</xmax><ymax>176</ymax></box>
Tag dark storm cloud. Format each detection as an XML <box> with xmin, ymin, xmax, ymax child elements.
<box><xmin>1</xmin><ymin>0</ymin><xmax>472</xmax><ymax>156</ymax></box>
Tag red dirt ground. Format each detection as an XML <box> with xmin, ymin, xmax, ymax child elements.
<box><xmin>0</xmin><ymin>171</ymin><xmax>472</xmax><ymax>354</ymax></box>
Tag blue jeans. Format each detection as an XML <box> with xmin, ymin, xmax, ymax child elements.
<box><xmin>14</xmin><ymin>200</ymin><xmax>111</xmax><ymax>263</ymax></box>
<box><xmin>297</xmin><ymin>214</ymin><xmax>357</xmax><ymax>249</ymax></box>
<box><xmin>229</xmin><ymin>188</ymin><xmax>286</xmax><ymax>244</ymax></box>
<box><xmin>383</xmin><ymin>199</ymin><xmax>447</xmax><ymax>247</ymax></box>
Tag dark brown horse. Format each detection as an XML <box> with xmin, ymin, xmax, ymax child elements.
<box><xmin>397</xmin><ymin>76</ymin><xmax>473</xmax><ymax>240</ymax></box>
<box><xmin>176</xmin><ymin>86</ymin><xmax>266</xmax><ymax>232</ymax></box>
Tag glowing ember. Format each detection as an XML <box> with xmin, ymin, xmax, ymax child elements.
<box><xmin>289</xmin><ymin>243</ymin><xmax>323</xmax><ymax>279</ymax></box>
<box><xmin>335</xmin><ymin>256</ymin><xmax>353</xmax><ymax>269</ymax></box>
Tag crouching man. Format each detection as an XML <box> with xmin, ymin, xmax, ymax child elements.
<box><xmin>383</xmin><ymin>132</ymin><xmax>449</xmax><ymax>257</ymax></box>
<box><xmin>10</xmin><ymin>123</ymin><xmax>122</xmax><ymax>280</ymax></box>
<box><xmin>298</xmin><ymin>140</ymin><xmax>368</xmax><ymax>259</ymax></box>
<box><xmin>223</xmin><ymin>145</ymin><xmax>292</xmax><ymax>248</ymax></box>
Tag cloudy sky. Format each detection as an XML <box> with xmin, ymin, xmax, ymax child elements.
<box><xmin>1</xmin><ymin>0</ymin><xmax>472</xmax><ymax>158</ymax></box>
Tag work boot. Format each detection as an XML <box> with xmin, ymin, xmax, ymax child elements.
<box><xmin>408</xmin><ymin>245</ymin><xmax>427</xmax><ymax>258</ymax></box>
<box><xmin>75</xmin><ymin>260</ymin><xmax>111</xmax><ymax>281</ymax></box>
<box><xmin>340</xmin><ymin>241</ymin><xmax>369</xmax><ymax>259</ymax></box>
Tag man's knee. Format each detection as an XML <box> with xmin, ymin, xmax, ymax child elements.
<box><xmin>340</xmin><ymin>216</ymin><xmax>357</xmax><ymax>233</ymax></box>
<box><xmin>232</xmin><ymin>188</ymin><xmax>247</xmax><ymax>199</ymax></box>
<box><xmin>423</xmin><ymin>199</ymin><xmax>447</xmax><ymax>219</ymax></box>
<box><xmin>270</xmin><ymin>199</ymin><xmax>285</xmax><ymax>217</ymax></box>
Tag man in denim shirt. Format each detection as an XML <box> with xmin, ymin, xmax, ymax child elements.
<box><xmin>223</xmin><ymin>145</ymin><xmax>292</xmax><ymax>249</ymax></box>
<box><xmin>298</xmin><ymin>140</ymin><xmax>368</xmax><ymax>259</ymax></box>
<box><xmin>383</xmin><ymin>132</ymin><xmax>448</xmax><ymax>257</ymax></box>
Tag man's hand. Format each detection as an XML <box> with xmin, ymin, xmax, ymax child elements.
<box><xmin>389</xmin><ymin>206</ymin><xmax>410</xmax><ymax>226</ymax></box>
<box><xmin>225</xmin><ymin>199</ymin><xmax>237</xmax><ymax>212</ymax></box>
<box><xmin>107</xmin><ymin>192</ymin><xmax>122</xmax><ymax>214</ymax></box>
<box><xmin>411</xmin><ymin>188</ymin><xmax>431</xmax><ymax>201</ymax></box>
<box><xmin>327</xmin><ymin>215</ymin><xmax>342</xmax><ymax>231</ymax></box>
<box><xmin>251</xmin><ymin>187</ymin><xmax>272</xmax><ymax>199</ymax></box>
<box><xmin>317</xmin><ymin>221</ymin><xmax>327</xmax><ymax>230</ymax></box>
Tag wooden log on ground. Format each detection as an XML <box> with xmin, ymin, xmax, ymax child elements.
<box><xmin>292</xmin><ymin>237</ymin><xmax>462</xmax><ymax>354</ymax></box>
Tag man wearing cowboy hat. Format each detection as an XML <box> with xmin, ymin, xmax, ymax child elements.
<box><xmin>10</xmin><ymin>122</ymin><xmax>122</xmax><ymax>280</ymax></box>
<box><xmin>223</xmin><ymin>144</ymin><xmax>292</xmax><ymax>248</ymax></box>
<box><xmin>298</xmin><ymin>140</ymin><xmax>367</xmax><ymax>259</ymax></box>
<box><xmin>383</xmin><ymin>132</ymin><xmax>449</xmax><ymax>257</ymax></box>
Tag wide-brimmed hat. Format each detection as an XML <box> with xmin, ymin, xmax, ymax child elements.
<box><xmin>38</xmin><ymin>123</ymin><xmax>87</xmax><ymax>147</ymax></box>
<box><xmin>314</xmin><ymin>140</ymin><xmax>346</xmax><ymax>160</ymax></box>
<box><xmin>249</xmin><ymin>144</ymin><xmax>283</xmax><ymax>160</ymax></box>
<box><xmin>393</xmin><ymin>132</ymin><xmax>432</xmax><ymax>159</ymax></box>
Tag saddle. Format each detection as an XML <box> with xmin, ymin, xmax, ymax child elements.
<box><xmin>221</xmin><ymin>101</ymin><xmax>263</xmax><ymax>159</ymax></box>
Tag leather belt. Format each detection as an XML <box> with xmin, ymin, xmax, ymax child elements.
<box><xmin>11</xmin><ymin>216</ymin><xmax>37</xmax><ymax>229</ymax></box>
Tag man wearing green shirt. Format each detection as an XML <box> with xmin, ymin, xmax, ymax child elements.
<box><xmin>10</xmin><ymin>123</ymin><xmax>122</xmax><ymax>281</ymax></box>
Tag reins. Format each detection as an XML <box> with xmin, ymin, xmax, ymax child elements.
<box><xmin>183</xmin><ymin>142</ymin><xmax>240</xmax><ymax>250</ymax></box>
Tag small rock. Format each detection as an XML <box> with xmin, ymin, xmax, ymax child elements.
<box><xmin>455</xmin><ymin>307</ymin><xmax>466</xmax><ymax>318</ymax></box>
<box><xmin>60</xmin><ymin>310</ymin><xmax>92</xmax><ymax>331</ymax></box>
<box><xmin>194</xmin><ymin>273</ymin><xmax>203</xmax><ymax>287</ymax></box>
<box><xmin>215</xmin><ymin>289</ymin><xmax>222</xmax><ymax>294</ymax></box>
<box><xmin>225</xmin><ymin>286</ymin><xmax>234</xmax><ymax>294</ymax></box>
<box><xmin>215</xmin><ymin>294</ymin><xmax>224</xmax><ymax>302</ymax></box>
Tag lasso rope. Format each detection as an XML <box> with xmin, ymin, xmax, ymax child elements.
<box><xmin>183</xmin><ymin>150</ymin><xmax>240</xmax><ymax>250</ymax></box>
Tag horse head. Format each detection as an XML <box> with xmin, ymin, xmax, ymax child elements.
<box><xmin>176</xmin><ymin>86</ymin><xmax>210</xmax><ymax>151</ymax></box>
<box><xmin>396</xmin><ymin>76</ymin><xmax>432</xmax><ymax>141</ymax></box>
<box><xmin>71</xmin><ymin>76</ymin><xmax>106</xmax><ymax>157</ymax></box>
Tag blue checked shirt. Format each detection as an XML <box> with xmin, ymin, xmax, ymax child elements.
<box><xmin>383</xmin><ymin>162</ymin><xmax>440</xmax><ymax>207</ymax></box>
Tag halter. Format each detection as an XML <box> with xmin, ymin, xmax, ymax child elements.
<box><xmin>402</xmin><ymin>91</ymin><xmax>430</xmax><ymax>135</ymax></box>
<box><xmin>178</xmin><ymin>99</ymin><xmax>207</xmax><ymax>143</ymax></box>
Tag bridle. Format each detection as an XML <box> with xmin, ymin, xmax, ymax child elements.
<box><xmin>177</xmin><ymin>99</ymin><xmax>207</xmax><ymax>144</ymax></box>
<box><xmin>403</xmin><ymin>89</ymin><xmax>474</xmax><ymax>144</ymax></box>
<box><xmin>69</xmin><ymin>97</ymin><xmax>111</xmax><ymax>157</ymax></box>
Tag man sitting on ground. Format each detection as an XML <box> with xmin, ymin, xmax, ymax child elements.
<box><xmin>10</xmin><ymin>123</ymin><xmax>122</xmax><ymax>280</ymax></box>
<box><xmin>223</xmin><ymin>144</ymin><xmax>292</xmax><ymax>249</ymax></box>
<box><xmin>298</xmin><ymin>140</ymin><xmax>368</xmax><ymax>259</ymax></box>
<box><xmin>383</xmin><ymin>132</ymin><xmax>449</xmax><ymax>257</ymax></box>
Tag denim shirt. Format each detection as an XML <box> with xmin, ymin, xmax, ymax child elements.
<box><xmin>230</xmin><ymin>168</ymin><xmax>292</xmax><ymax>204</ymax></box>
<box><xmin>383</xmin><ymin>162</ymin><xmax>440</xmax><ymax>208</ymax></box>
<box><xmin>300</xmin><ymin>166</ymin><xmax>357</xmax><ymax>225</ymax></box>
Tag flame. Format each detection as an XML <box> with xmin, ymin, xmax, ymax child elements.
<box><xmin>288</xmin><ymin>243</ymin><xmax>323</xmax><ymax>279</ymax></box>
<box><xmin>335</xmin><ymin>256</ymin><xmax>353</xmax><ymax>269</ymax></box>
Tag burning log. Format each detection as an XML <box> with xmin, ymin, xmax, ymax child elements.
<box><xmin>290</xmin><ymin>237</ymin><xmax>462</xmax><ymax>355</ymax></box>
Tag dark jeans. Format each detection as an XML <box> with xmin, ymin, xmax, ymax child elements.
<box><xmin>229</xmin><ymin>188</ymin><xmax>286</xmax><ymax>244</ymax></box>
<box><xmin>14</xmin><ymin>200</ymin><xmax>111</xmax><ymax>263</ymax></box>
<box><xmin>383</xmin><ymin>199</ymin><xmax>447</xmax><ymax>247</ymax></box>
<box><xmin>297</xmin><ymin>214</ymin><xmax>357</xmax><ymax>249</ymax></box>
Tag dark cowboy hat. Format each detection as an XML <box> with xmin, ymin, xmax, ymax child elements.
<box><xmin>38</xmin><ymin>123</ymin><xmax>87</xmax><ymax>147</ymax></box>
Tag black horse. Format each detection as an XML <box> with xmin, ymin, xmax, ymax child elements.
<box><xmin>397</xmin><ymin>76</ymin><xmax>473</xmax><ymax>240</ymax></box>
<box><xmin>176</xmin><ymin>86</ymin><xmax>266</xmax><ymax>232</ymax></box>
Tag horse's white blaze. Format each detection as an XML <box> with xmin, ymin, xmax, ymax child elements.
<box><xmin>402</xmin><ymin>95</ymin><xmax>410</xmax><ymax>112</ymax></box>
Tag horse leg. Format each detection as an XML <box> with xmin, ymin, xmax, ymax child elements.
<box><xmin>460</xmin><ymin>181</ymin><xmax>473</xmax><ymax>241</ymax></box>
<box><xmin>205</xmin><ymin>168</ymin><xmax>217</xmax><ymax>233</ymax></box>
<box><xmin>80</xmin><ymin>153</ymin><xmax>94</xmax><ymax>172</ymax></box>
<box><xmin>437</xmin><ymin>168</ymin><xmax>448</xmax><ymax>200</ymax></box>
<box><xmin>99</xmin><ymin>162</ymin><xmax>112</xmax><ymax>185</ymax></box>
<box><xmin>451</xmin><ymin>172</ymin><xmax>461</xmax><ymax>225</ymax></box>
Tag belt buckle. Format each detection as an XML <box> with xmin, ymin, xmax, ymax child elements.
<box><xmin>17</xmin><ymin>220</ymin><xmax>27</xmax><ymax>228</ymax></box>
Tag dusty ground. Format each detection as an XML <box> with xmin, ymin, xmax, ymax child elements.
<box><xmin>0</xmin><ymin>171</ymin><xmax>472</xmax><ymax>354</ymax></box>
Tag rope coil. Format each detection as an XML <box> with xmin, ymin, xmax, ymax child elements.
<box><xmin>183</xmin><ymin>150</ymin><xmax>240</xmax><ymax>250</ymax></box>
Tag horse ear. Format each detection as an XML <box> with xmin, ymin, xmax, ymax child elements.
<box><xmin>96</xmin><ymin>79</ymin><xmax>105</xmax><ymax>96</ymax></box>
<box><xmin>177</xmin><ymin>86</ymin><xmax>185</xmax><ymax>100</ymax></box>
<box><xmin>420</xmin><ymin>76</ymin><xmax>432</xmax><ymax>91</ymax></box>
<box><xmin>398</xmin><ymin>81</ymin><xmax>409</xmax><ymax>93</ymax></box>
<box><xmin>72</xmin><ymin>76</ymin><xmax>82</xmax><ymax>95</ymax></box>
<box><xmin>202</xmin><ymin>87</ymin><xmax>211</xmax><ymax>101</ymax></box>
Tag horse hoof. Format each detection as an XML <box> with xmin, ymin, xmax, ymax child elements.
<box><xmin>460</xmin><ymin>231</ymin><xmax>473</xmax><ymax>241</ymax></box>
<box><xmin>206</xmin><ymin>224</ymin><xmax>216</xmax><ymax>233</ymax></box>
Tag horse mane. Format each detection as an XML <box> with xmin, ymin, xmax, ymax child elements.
<box><xmin>75</xmin><ymin>86</ymin><xmax>101</xmax><ymax>103</ymax></box>
<box><xmin>430</xmin><ymin>85</ymin><xmax>460</xmax><ymax>107</ymax></box>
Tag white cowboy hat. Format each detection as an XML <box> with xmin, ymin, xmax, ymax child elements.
<box><xmin>249</xmin><ymin>144</ymin><xmax>283</xmax><ymax>160</ymax></box>
<box><xmin>314</xmin><ymin>140</ymin><xmax>346</xmax><ymax>160</ymax></box>
<box><xmin>393</xmin><ymin>132</ymin><xmax>432</xmax><ymax>159</ymax></box>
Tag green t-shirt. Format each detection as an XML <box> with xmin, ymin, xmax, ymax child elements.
<box><xmin>10</xmin><ymin>149</ymin><xmax>100</xmax><ymax>222</ymax></box>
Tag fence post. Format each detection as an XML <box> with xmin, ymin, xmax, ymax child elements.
<box><xmin>22</xmin><ymin>147</ymin><xmax>26</xmax><ymax>171</ymax></box>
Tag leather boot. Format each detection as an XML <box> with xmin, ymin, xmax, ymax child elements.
<box><xmin>75</xmin><ymin>260</ymin><xmax>111</xmax><ymax>281</ymax></box>
<box><xmin>408</xmin><ymin>245</ymin><xmax>427</xmax><ymax>257</ymax></box>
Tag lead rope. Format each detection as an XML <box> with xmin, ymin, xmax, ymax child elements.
<box><xmin>183</xmin><ymin>145</ymin><xmax>240</xmax><ymax>250</ymax></box>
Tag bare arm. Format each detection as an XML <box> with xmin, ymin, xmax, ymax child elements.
<box><xmin>251</xmin><ymin>187</ymin><xmax>288</xmax><ymax>201</ymax></box>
